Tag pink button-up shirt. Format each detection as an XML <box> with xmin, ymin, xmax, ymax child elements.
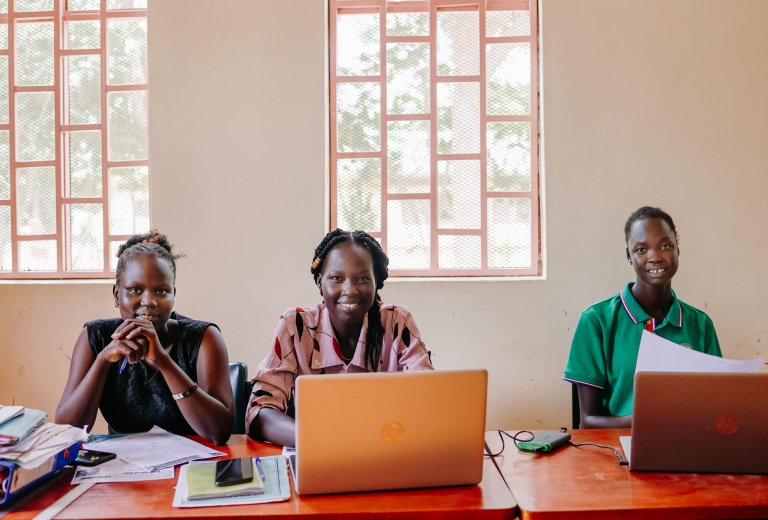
<box><xmin>245</xmin><ymin>303</ymin><xmax>433</xmax><ymax>432</ymax></box>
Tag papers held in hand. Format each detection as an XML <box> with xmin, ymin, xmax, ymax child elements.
<box><xmin>186</xmin><ymin>459</ymin><xmax>264</xmax><ymax>500</ymax></box>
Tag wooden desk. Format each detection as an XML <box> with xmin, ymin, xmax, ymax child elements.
<box><xmin>4</xmin><ymin>435</ymin><xmax>516</xmax><ymax>520</ymax></box>
<box><xmin>486</xmin><ymin>429</ymin><xmax>768</xmax><ymax>520</ymax></box>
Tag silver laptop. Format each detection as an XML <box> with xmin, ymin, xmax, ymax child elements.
<box><xmin>291</xmin><ymin>370</ymin><xmax>487</xmax><ymax>495</ymax></box>
<box><xmin>622</xmin><ymin>372</ymin><xmax>768</xmax><ymax>474</ymax></box>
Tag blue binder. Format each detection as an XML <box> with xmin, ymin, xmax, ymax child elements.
<box><xmin>0</xmin><ymin>442</ymin><xmax>81</xmax><ymax>507</ymax></box>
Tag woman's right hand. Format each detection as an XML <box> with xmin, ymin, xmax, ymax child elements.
<box><xmin>97</xmin><ymin>337</ymin><xmax>148</xmax><ymax>365</ymax></box>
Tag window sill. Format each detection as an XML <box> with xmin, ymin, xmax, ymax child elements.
<box><xmin>0</xmin><ymin>279</ymin><xmax>114</xmax><ymax>285</ymax></box>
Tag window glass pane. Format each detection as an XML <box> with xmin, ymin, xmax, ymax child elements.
<box><xmin>486</xmin><ymin>10</ymin><xmax>529</xmax><ymax>37</ymax></box>
<box><xmin>387</xmin><ymin>12</ymin><xmax>428</xmax><ymax>37</ymax></box>
<box><xmin>488</xmin><ymin>198</ymin><xmax>531</xmax><ymax>268</ymax></box>
<box><xmin>17</xmin><ymin>166</ymin><xmax>56</xmax><ymax>235</ymax></box>
<box><xmin>0</xmin><ymin>57</ymin><xmax>7</xmax><ymax>125</ymax></box>
<box><xmin>387</xmin><ymin>42</ymin><xmax>429</xmax><ymax>115</ymax></box>
<box><xmin>437</xmin><ymin>82</ymin><xmax>480</xmax><ymax>154</ymax></box>
<box><xmin>437</xmin><ymin>10</ymin><xmax>479</xmax><ymax>76</ymax></box>
<box><xmin>337</xmin><ymin>82</ymin><xmax>380</xmax><ymax>153</ymax></box>
<box><xmin>16</xmin><ymin>22</ymin><xmax>54</xmax><ymax>86</ymax></box>
<box><xmin>68</xmin><ymin>130</ymin><xmax>102</xmax><ymax>198</ymax></box>
<box><xmin>68</xmin><ymin>203</ymin><xmax>103</xmax><ymax>270</ymax></box>
<box><xmin>68</xmin><ymin>0</ymin><xmax>99</xmax><ymax>10</ymax></box>
<box><xmin>337</xmin><ymin>158</ymin><xmax>381</xmax><ymax>233</ymax></box>
<box><xmin>0</xmin><ymin>206</ymin><xmax>10</xmax><ymax>271</ymax></box>
<box><xmin>109</xmin><ymin>240</ymin><xmax>120</xmax><ymax>270</ymax></box>
<box><xmin>19</xmin><ymin>240</ymin><xmax>56</xmax><ymax>271</ymax></box>
<box><xmin>107</xmin><ymin>18</ymin><xmax>147</xmax><ymax>85</ymax></box>
<box><xmin>0</xmin><ymin>0</ymin><xmax>6</xmax><ymax>13</ymax></box>
<box><xmin>109</xmin><ymin>166</ymin><xmax>148</xmax><ymax>235</ymax></box>
<box><xmin>68</xmin><ymin>21</ymin><xmax>100</xmax><ymax>49</ymax></box>
<box><xmin>17</xmin><ymin>92</ymin><xmax>55</xmax><ymax>162</ymax></box>
<box><xmin>487</xmin><ymin>122</ymin><xmax>530</xmax><ymax>192</ymax></box>
<box><xmin>108</xmin><ymin>90</ymin><xmax>148</xmax><ymax>161</ymax></box>
<box><xmin>107</xmin><ymin>0</ymin><xmax>146</xmax><ymax>9</ymax></box>
<box><xmin>0</xmin><ymin>25</ymin><xmax>8</xmax><ymax>49</ymax></box>
<box><xmin>387</xmin><ymin>120</ymin><xmax>429</xmax><ymax>194</ymax></box>
<box><xmin>387</xmin><ymin>199</ymin><xmax>430</xmax><ymax>269</ymax></box>
<box><xmin>0</xmin><ymin>131</ymin><xmax>9</xmax><ymax>199</ymax></box>
<box><xmin>15</xmin><ymin>0</ymin><xmax>53</xmax><ymax>11</ymax></box>
<box><xmin>336</xmin><ymin>13</ymin><xmax>379</xmax><ymax>76</ymax></box>
<box><xmin>487</xmin><ymin>43</ymin><xmax>530</xmax><ymax>116</ymax></box>
<box><xmin>437</xmin><ymin>160</ymin><xmax>480</xmax><ymax>229</ymax></box>
<box><xmin>68</xmin><ymin>55</ymin><xmax>101</xmax><ymax>124</ymax></box>
<box><xmin>438</xmin><ymin>235</ymin><xmax>480</xmax><ymax>269</ymax></box>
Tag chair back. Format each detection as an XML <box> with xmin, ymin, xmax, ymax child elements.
<box><xmin>229</xmin><ymin>362</ymin><xmax>253</xmax><ymax>434</ymax></box>
<box><xmin>572</xmin><ymin>383</ymin><xmax>580</xmax><ymax>430</ymax></box>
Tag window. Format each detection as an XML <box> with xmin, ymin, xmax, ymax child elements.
<box><xmin>0</xmin><ymin>0</ymin><xmax>148</xmax><ymax>279</ymax></box>
<box><xmin>330</xmin><ymin>0</ymin><xmax>539</xmax><ymax>276</ymax></box>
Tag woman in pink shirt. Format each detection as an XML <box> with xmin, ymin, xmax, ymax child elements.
<box><xmin>246</xmin><ymin>229</ymin><xmax>433</xmax><ymax>446</ymax></box>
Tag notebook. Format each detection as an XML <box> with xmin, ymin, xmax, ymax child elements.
<box><xmin>291</xmin><ymin>369</ymin><xmax>487</xmax><ymax>495</ymax></box>
<box><xmin>624</xmin><ymin>372</ymin><xmax>768</xmax><ymax>474</ymax></box>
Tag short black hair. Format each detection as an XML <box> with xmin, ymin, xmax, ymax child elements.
<box><xmin>624</xmin><ymin>206</ymin><xmax>679</xmax><ymax>245</ymax></box>
<box><xmin>115</xmin><ymin>230</ymin><xmax>184</xmax><ymax>285</ymax></box>
<box><xmin>311</xmin><ymin>229</ymin><xmax>389</xmax><ymax>372</ymax></box>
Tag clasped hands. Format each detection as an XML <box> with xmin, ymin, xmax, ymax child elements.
<box><xmin>99</xmin><ymin>319</ymin><xmax>170</xmax><ymax>368</ymax></box>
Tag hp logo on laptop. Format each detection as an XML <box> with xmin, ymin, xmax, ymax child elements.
<box><xmin>381</xmin><ymin>422</ymin><xmax>405</xmax><ymax>443</ymax></box>
<box><xmin>715</xmin><ymin>415</ymin><xmax>738</xmax><ymax>435</ymax></box>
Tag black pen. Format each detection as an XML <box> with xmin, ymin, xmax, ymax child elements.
<box><xmin>255</xmin><ymin>457</ymin><xmax>266</xmax><ymax>482</ymax></box>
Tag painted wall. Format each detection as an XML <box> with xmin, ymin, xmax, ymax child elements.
<box><xmin>2</xmin><ymin>0</ymin><xmax>767</xmax><ymax>433</ymax></box>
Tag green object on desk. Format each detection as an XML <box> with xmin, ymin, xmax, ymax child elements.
<box><xmin>186</xmin><ymin>459</ymin><xmax>264</xmax><ymax>500</ymax></box>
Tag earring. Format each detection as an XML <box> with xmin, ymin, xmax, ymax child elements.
<box><xmin>114</xmin><ymin>302</ymin><xmax>119</xmax><ymax>308</ymax></box>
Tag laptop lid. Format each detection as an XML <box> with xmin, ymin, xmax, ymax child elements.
<box><xmin>294</xmin><ymin>369</ymin><xmax>487</xmax><ymax>495</ymax></box>
<box><xmin>631</xmin><ymin>372</ymin><xmax>768</xmax><ymax>474</ymax></box>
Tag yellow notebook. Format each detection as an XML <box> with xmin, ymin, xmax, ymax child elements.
<box><xmin>185</xmin><ymin>459</ymin><xmax>264</xmax><ymax>500</ymax></box>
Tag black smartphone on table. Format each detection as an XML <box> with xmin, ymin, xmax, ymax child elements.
<box><xmin>214</xmin><ymin>457</ymin><xmax>254</xmax><ymax>487</ymax></box>
<box><xmin>75</xmin><ymin>449</ymin><xmax>116</xmax><ymax>466</ymax></box>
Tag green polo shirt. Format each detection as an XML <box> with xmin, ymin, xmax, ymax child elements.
<box><xmin>563</xmin><ymin>283</ymin><xmax>722</xmax><ymax>417</ymax></box>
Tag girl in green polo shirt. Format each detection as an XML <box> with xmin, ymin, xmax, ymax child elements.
<box><xmin>563</xmin><ymin>206</ymin><xmax>722</xmax><ymax>428</ymax></box>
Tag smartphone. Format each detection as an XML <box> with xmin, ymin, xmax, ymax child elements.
<box><xmin>214</xmin><ymin>457</ymin><xmax>254</xmax><ymax>487</ymax></box>
<box><xmin>75</xmin><ymin>449</ymin><xmax>116</xmax><ymax>466</ymax></box>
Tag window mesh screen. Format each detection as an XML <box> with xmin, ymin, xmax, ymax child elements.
<box><xmin>0</xmin><ymin>1</ymin><xmax>149</xmax><ymax>278</ymax></box>
<box><xmin>332</xmin><ymin>0</ymin><xmax>539</xmax><ymax>276</ymax></box>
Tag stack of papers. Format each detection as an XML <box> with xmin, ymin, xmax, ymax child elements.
<box><xmin>0</xmin><ymin>406</ymin><xmax>25</xmax><ymax>428</ymax></box>
<box><xmin>72</xmin><ymin>426</ymin><xmax>224</xmax><ymax>485</ymax></box>
<box><xmin>186</xmin><ymin>459</ymin><xmax>264</xmax><ymax>500</ymax></box>
<box><xmin>0</xmin><ymin>409</ymin><xmax>47</xmax><ymax>446</ymax></box>
<box><xmin>173</xmin><ymin>456</ymin><xmax>291</xmax><ymax>508</ymax></box>
<box><xmin>0</xmin><ymin>422</ymin><xmax>87</xmax><ymax>469</ymax></box>
<box><xmin>82</xmin><ymin>426</ymin><xmax>225</xmax><ymax>471</ymax></box>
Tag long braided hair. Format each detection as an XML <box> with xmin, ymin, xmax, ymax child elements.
<box><xmin>310</xmin><ymin>229</ymin><xmax>389</xmax><ymax>372</ymax></box>
<box><xmin>115</xmin><ymin>230</ymin><xmax>184</xmax><ymax>285</ymax></box>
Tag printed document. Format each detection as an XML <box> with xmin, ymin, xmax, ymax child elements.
<box><xmin>82</xmin><ymin>426</ymin><xmax>224</xmax><ymax>471</ymax></box>
<box><xmin>636</xmin><ymin>331</ymin><xmax>764</xmax><ymax>374</ymax></box>
<box><xmin>71</xmin><ymin>458</ymin><xmax>174</xmax><ymax>484</ymax></box>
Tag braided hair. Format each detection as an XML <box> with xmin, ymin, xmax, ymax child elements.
<box><xmin>311</xmin><ymin>229</ymin><xmax>389</xmax><ymax>372</ymax></box>
<box><xmin>115</xmin><ymin>230</ymin><xmax>184</xmax><ymax>285</ymax></box>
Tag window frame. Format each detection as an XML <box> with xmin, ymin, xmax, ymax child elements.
<box><xmin>0</xmin><ymin>0</ymin><xmax>149</xmax><ymax>280</ymax></box>
<box><xmin>329</xmin><ymin>0</ymin><xmax>540</xmax><ymax>277</ymax></box>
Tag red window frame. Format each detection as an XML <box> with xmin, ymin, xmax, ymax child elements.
<box><xmin>330</xmin><ymin>0</ymin><xmax>540</xmax><ymax>276</ymax></box>
<box><xmin>0</xmin><ymin>0</ymin><xmax>148</xmax><ymax>279</ymax></box>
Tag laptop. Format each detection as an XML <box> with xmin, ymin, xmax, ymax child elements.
<box><xmin>621</xmin><ymin>372</ymin><xmax>768</xmax><ymax>474</ymax></box>
<box><xmin>290</xmin><ymin>369</ymin><xmax>487</xmax><ymax>495</ymax></box>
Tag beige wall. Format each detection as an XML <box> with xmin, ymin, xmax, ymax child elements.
<box><xmin>2</xmin><ymin>0</ymin><xmax>768</xmax><ymax>433</ymax></box>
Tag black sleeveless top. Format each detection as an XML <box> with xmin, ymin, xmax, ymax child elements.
<box><xmin>85</xmin><ymin>312</ymin><xmax>217</xmax><ymax>436</ymax></box>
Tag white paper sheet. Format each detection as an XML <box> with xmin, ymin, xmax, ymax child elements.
<box><xmin>70</xmin><ymin>458</ymin><xmax>174</xmax><ymax>484</ymax></box>
<box><xmin>15</xmin><ymin>426</ymin><xmax>88</xmax><ymax>468</ymax></box>
<box><xmin>0</xmin><ymin>406</ymin><xmax>24</xmax><ymax>427</ymax></box>
<box><xmin>82</xmin><ymin>426</ymin><xmax>224</xmax><ymax>471</ymax></box>
<box><xmin>636</xmin><ymin>331</ymin><xmax>765</xmax><ymax>374</ymax></box>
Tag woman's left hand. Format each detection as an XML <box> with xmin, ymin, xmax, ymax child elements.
<box><xmin>111</xmin><ymin>318</ymin><xmax>171</xmax><ymax>367</ymax></box>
